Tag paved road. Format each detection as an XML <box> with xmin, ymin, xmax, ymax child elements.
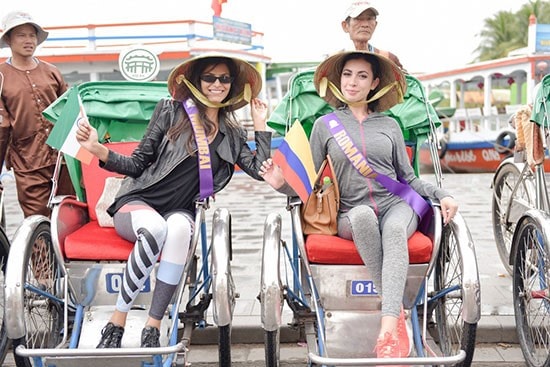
<box><xmin>0</xmin><ymin>170</ymin><xmax>526</xmax><ymax>365</ymax></box>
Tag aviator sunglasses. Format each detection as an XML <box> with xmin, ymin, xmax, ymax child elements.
<box><xmin>200</xmin><ymin>74</ymin><xmax>234</xmax><ymax>84</ymax></box>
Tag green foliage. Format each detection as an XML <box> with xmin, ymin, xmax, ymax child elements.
<box><xmin>475</xmin><ymin>0</ymin><xmax>550</xmax><ymax>62</ymax></box>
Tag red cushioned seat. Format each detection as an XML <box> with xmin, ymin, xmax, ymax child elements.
<box><xmin>304</xmin><ymin>144</ymin><xmax>432</xmax><ymax>265</ymax></box>
<box><xmin>64</xmin><ymin>221</ymin><xmax>134</xmax><ymax>260</ymax></box>
<box><xmin>63</xmin><ymin>142</ymin><xmax>138</xmax><ymax>261</ymax></box>
<box><xmin>305</xmin><ymin>231</ymin><xmax>432</xmax><ymax>265</ymax></box>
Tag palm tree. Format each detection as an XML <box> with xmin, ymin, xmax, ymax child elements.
<box><xmin>474</xmin><ymin>0</ymin><xmax>550</xmax><ymax>62</ymax></box>
<box><xmin>475</xmin><ymin>11</ymin><xmax>519</xmax><ymax>61</ymax></box>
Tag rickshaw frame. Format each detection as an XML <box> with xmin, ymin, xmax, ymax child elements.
<box><xmin>260</xmin><ymin>70</ymin><xmax>482</xmax><ymax>366</ymax></box>
<box><xmin>2</xmin><ymin>81</ymin><xmax>237</xmax><ymax>367</ymax></box>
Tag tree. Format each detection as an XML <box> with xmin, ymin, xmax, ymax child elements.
<box><xmin>474</xmin><ymin>0</ymin><xmax>550</xmax><ymax>62</ymax></box>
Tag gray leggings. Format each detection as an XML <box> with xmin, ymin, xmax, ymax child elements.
<box><xmin>113</xmin><ymin>200</ymin><xmax>194</xmax><ymax>320</ymax></box>
<box><xmin>338</xmin><ymin>201</ymin><xmax>418</xmax><ymax>318</ymax></box>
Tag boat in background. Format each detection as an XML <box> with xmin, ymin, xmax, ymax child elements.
<box><xmin>415</xmin><ymin>15</ymin><xmax>550</xmax><ymax>173</ymax></box>
<box><xmin>418</xmin><ymin>129</ymin><xmax>514</xmax><ymax>173</ymax></box>
<box><xmin>418</xmin><ymin>91</ymin><xmax>515</xmax><ymax>173</ymax></box>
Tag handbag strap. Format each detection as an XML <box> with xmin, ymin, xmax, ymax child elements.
<box><xmin>182</xmin><ymin>99</ymin><xmax>214</xmax><ymax>200</ymax></box>
<box><xmin>322</xmin><ymin>112</ymin><xmax>430</xmax><ymax>221</ymax></box>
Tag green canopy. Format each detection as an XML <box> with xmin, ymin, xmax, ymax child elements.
<box><xmin>43</xmin><ymin>81</ymin><xmax>171</xmax><ymax>200</ymax></box>
<box><xmin>268</xmin><ymin>71</ymin><xmax>440</xmax><ymax>137</ymax></box>
<box><xmin>266</xmin><ymin>71</ymin><xmax>440</xmax><ymax>174</ymax></box>
<box><xmin>531</xmin><ymin>74</ymin><xmax>550</xmax><ymax>128</ymax></box>
<box><xmin>267</xmin><ymin>69</ymin><xmax>333</xmax><ymax>138</ymax></box>
<box><xmin>385</xmin><ymin>74</ymin><xmax>441</xmax><ymax>142</ymax></box>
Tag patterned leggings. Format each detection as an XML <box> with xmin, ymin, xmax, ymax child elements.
<box><xmin>113</xmin><ymin>200</ymin><xmax>193</xmax><ymax>319</ymax></box>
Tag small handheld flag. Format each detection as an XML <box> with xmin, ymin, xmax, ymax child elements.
<box><xmin>46</xmin><ymin>87</ymin><xmax>94</xmax><ymax>165</ymax></box>
<box><xmin>272</xmin><ymin>121</ymin><xmax>316</xmax><ymax>203</ymax></box>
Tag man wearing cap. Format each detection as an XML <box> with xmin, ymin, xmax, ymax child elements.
<box><xmin>342</xmin><ymin>1</ymin><xmax>404</xmax><ymax>70</ymax></box>
<box><xmin>0</xmin><ymin>11</ymin><xmax>74</xmax><ymax>218</ymax></box>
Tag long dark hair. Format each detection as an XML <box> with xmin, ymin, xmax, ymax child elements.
<box><xmin>167</xmin><ymin>57</ymin><xmax>240</xmax><ymax>151</ymax></box>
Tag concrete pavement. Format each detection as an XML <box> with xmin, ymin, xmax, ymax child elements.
<box><xmin>1</xmin><ymin>170</ymin><xmax>526</xmax><ymax>365</ymax></box>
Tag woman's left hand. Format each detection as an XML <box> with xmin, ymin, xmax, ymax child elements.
<box><xmin>440</xmin><ymin>196</ymin><xmax>458</xmax><ymax>225</ymax></box>
<box><xmin>250</xmin><ymin>98</ymin><xmax>268</xmax><ymax>131</ymax></box>
<box><xmin>259</xmin><ymin>158</ymin><xmax>286</xmax><ymax>189</ymax></box>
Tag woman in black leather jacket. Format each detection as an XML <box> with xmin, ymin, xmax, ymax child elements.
<box><xmin>76</xmin><ymin>53</ymin><xmax>270</xmax><ymax>349</ymax></box>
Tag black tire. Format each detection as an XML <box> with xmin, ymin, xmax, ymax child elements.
<box><xmin>12</xmin><ymin>222</ymin><xmax>64</xmax><ymax>367</ymax></box>
<box><xmin>495</xmin><ymin>131</ymin><xmax>516</xmax><ymax>154</ymax></box>
<box><xmin>491</xmin><ymin>162</ymin><xmax>535</xmax><ymax>275</ymax></box>
<box><xmin>264</xmin><ymin>329</ymin><xmax>280</xmax><ymax>367</ymax></box>
<box><xmin>512</xmin><ymin>216</ymin><xmax>550</xmax><ymax>367</ymax></box>
<box><xmin>218</xmin><ymin>324</ymin><xmax>231</xmax><ymax>367</ymax></box>
<box><xmin>433</xmin><ymin>225</ymin><xmax>477</xmax><ymax>366</ymax></box>
<box><xmin>0</xmin><ymin>227</ymin><xmax>11</xmax><ymax>366</ymax></box>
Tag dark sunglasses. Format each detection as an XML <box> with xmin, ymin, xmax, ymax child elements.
<box><xmin>200</xmin><ymin>74</ymin><xmax>234</xmax><ymax>84</ymax></box>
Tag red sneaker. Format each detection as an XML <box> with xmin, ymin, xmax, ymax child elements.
<box><xmin>397</xmin><ymin>308</ymin><xmax>412</xmax><ymax>357</ymax></box>
<box><xmin>375</xmin><ymin>331</ymin><xmax>400</xmax><ymax>359</ymax></box>
<box><xmin>375</xmin><ymin>331</ymin><xmax>406</xmax><ymax>367</ymax></box>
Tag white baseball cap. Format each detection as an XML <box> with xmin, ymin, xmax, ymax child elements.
<box><xmin>344</xmin><ymin>0</ymin><xmax>379</xmax><ymax>19</ymax></box>
<box><xmin>0</xmin><ymin>11</ymin><xmax>48</xmax><ymax>48</ymax></box>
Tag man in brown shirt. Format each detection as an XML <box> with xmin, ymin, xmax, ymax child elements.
<box><xmin>0</xmin><ymin>11</ymin><xmax>74</xmax><ymax>217</ymax></box>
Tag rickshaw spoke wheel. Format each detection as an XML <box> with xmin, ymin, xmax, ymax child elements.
<box><xmin>0</xmin><ymin>227</ymin><xmax>11</xmax><ymax>365</ymax></box>
<box><xmin>433</xmin><ymin>225</ymin><xmax>476</xmax><ymax>366</ymax></box>
<box><xmin>492</xmin><ymin>162</ymin><xmax>535</xmax><ymax>276</ymax></box>
<box><xmin>513</xmin><ymin>216</ymin><xmax>550</xmax><ymax>367</ymax></box>
<box><xmin>13</xmin><ymin>222</ymin><xmax>64</xmax><ymax>367</ymax></box>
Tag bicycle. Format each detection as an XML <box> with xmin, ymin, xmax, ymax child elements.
<box><xmin>495</xmin><ymin>74</ymin><xmax>550</xmax><ymax>367</ymax></box>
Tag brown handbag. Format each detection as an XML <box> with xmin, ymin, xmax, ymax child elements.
<box><xmin>301</xmin><ymin>155</ymin><xmax>340</xmax><ymax>235</ymax></box>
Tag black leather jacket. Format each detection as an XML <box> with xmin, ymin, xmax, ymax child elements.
<box><xmin>101</xmin><ymin>98</ymin><xmax>271</xmax><ymax>205</ymax></box>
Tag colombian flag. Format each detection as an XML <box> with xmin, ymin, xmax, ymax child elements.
<box><xmin>46</xmin><ymin>87</ymin><xmax>94</xmax><ymax>165</ymax></box>
<box><xmin>272</xmin><ymin>121</ymin><xmax>316</xmax><ymax>203</ymax></box>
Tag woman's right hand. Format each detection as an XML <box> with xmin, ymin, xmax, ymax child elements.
<box><xmin>75</xmin><ymin>119</ymin><xmax>99</xmax><ymax>150</ymax></box>
<box><xmin>75</xmin><ymin>119</ymin><xmax>109</xmax><ymax>161</ymax></box>
<box><xmin>259</xmin><ymin>158</ymin><xmax>286</xmax><ymax>189</ymax></box>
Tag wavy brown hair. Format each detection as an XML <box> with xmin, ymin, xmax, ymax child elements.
<box><xmin>167</xmin><ymin>58</ymin><xmax>240</xmax><ymax>153</ymax></box>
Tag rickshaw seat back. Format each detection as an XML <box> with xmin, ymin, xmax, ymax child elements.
<box><xmin>303</xmin><ymin>143</ymin><xmax>429</xmax><ymax>265</ymax></box>
<box><xmin>82</xmin><ymin>141</ymin><xmax>137</xmax><ymax>221</ymax></box>
<box><xmin>63</xmin><ymin>141</ymin><xmax>138</xmax><ymax>261</ymax></box>
<box><xmin>305</xmin><ymin>231</ymin><xmax>432</xmax><ymax>265</ymax></box>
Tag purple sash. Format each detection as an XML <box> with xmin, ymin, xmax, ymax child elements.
<box><xmin>183</xmin><ymin>99</ymin><xmax>214</xmax><ymax>200</ymax></box>
<box><xmin>322</xmin><ymin>112</ymin><xmax>430</xmax><ymax>222</ymax></box>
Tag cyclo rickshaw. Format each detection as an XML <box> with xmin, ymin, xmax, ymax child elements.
<box><xmin>259</xmin><ymin>69</ymin><xmax>481</xmax><ymax>366</ymax></box>
<box><xmin>3</xmin><ymin>81</ymin><xmax>237</xmax><ymax>367</ymax></box>
<box><xmin>492</xmin><ymin>73</ymin><xmax>550</xmax><ymax>367</ymax></box>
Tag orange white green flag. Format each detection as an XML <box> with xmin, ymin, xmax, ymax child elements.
<box><xmin>46</xmin><ymin>87</ymin><xmax>94</xmax><ymax>165</ymax></box>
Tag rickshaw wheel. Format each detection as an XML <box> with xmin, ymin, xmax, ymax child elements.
<box><xmin>492</xmin><ymin>162</ymin><xmax>535</xmax><ymax>276</ymax></box>
<box><xmin>218</xmin><ymin>324</ymin><xmax>231</xmax><ymax>366</ymax></box>
<box><xmin>0</xmin><ymin>226</ymin><xmax>11</xmax><ymax>366</ymax></box>
<box><xmin>264</xmin><ymin>329</ymin><xmax>280</xmax><ymax>367</ymax></box>
<box><xmin>12</xmin><ymin>222</ymin><xmax>64</xmax><ymax>367</ymax></box>
<box><xmin>433</xmin><ymin>224</ymin><xmax>477</xmax><ymax>367</ymax></box>
<box><xmin>512</xmin><ymin>215</ymin><xmax>550</xmax><ymax>367</ymax></box>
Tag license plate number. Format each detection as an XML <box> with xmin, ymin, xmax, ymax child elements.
<box><xmin>350</xmin><ymin>280</ymin><xmax>378</xmax><ymax>296</ymax></box>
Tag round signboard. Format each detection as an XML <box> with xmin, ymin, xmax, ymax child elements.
<box><xmin>118</xmin><ymin>46</ymin><xmax>160</xmax><ymax>82</ymax></box>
